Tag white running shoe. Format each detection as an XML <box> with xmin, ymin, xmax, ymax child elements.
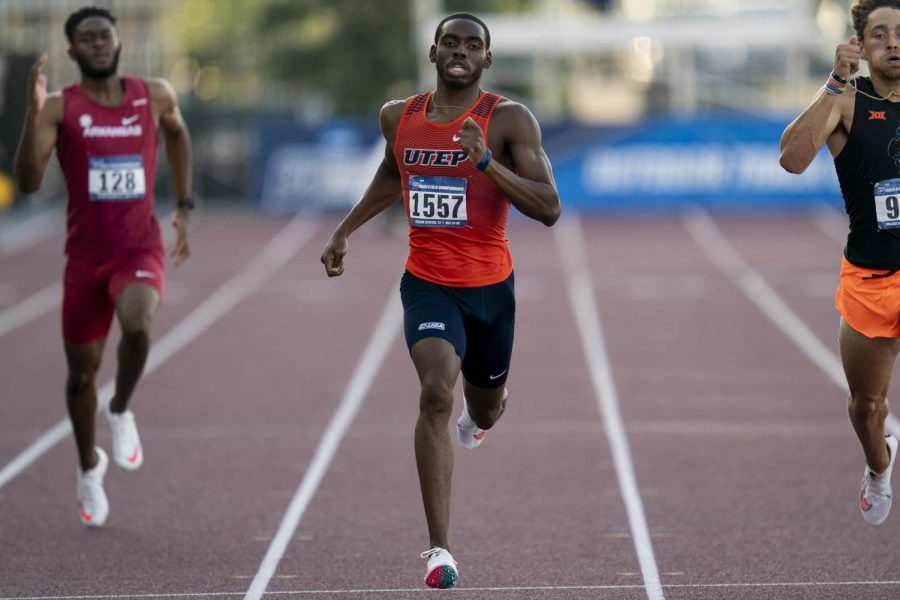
<box><xmin>420</xmin><ymin>547</ymin><xmax>458</xmax><ymax>589</ymax></box>
<box><xmin>106</xmin><ymin>404</ymin><xmax>143</xmax><ymax>470</ymax></box>
<box><xmin>77</xmin><ymin>447</ymin><xmax>109</xmax><ymax>527</ymax></box>
<box><xmin>456</xmin><ymin>402</ymin><xmax>487</xmax><ymax>449</ymax></box>
<box><xmin>860</xmin><ymin>434</ymin><xmax>899</xmax><ymax>525</ymax></box>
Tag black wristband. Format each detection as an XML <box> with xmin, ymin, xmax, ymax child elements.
<box><xmin>176</xmin><ymin>198</ymin><xmax>194</xmax><ymax>210</ymax></box>
<box><xmin>831</xmin><ymin>70</ymin><xmax>848</xmax><ymax>85</ymax></box>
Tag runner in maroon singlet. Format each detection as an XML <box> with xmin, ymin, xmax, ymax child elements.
<box><xmin>13</xmin><ymin>6</ymin><xmax>193</xmax><ymax>527</ymax></box>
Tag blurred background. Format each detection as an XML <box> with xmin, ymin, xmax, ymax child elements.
<box><xmin>0</xmin><ymin>0</ymin><xmax>854</xmax><ymax>217</ymax></box>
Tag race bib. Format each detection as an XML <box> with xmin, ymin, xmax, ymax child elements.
<box><xmin>408</xmin><ymin>176</ymin><xmax>467</xmax><ymax>228</ymax></box>
<box><xmin>875</xmin><ymin>178</ymin><xmax>900</xmax><ymax>230</ymax></box>
<box><xmin>88</xmin><ymin>155</ymin><xmax>146</xmax><ymax>201</ymax></box>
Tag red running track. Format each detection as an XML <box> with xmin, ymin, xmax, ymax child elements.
<box><xmin>1</xmin><ymin>208</ymin><xmax>899</xmax><ymax>600</ymax></box>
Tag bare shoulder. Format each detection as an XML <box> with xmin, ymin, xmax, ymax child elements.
<box><xmin>380</xmin><ymin>99</ymin><xmax>406</xmax><ymax>125</ymax></box>
<box><xmin>379</xmin><ymin>98</ymin><xmax>408</xmax><ymax>140</ymax></box>
<box><xmin>492</xmin><ymin>98</ymin><xmax>541</xmax><ymax>139</ymax></box>
<box><xmin>144</xmin><ymin>77</ymin><xmax>177</xmax><ymax>109</ymax></box>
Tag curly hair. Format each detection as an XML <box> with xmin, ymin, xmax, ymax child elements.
<box><xmin>65</xmin><ymin>6</ymin><xmax>116</xmax><ymax>43</ymax></box>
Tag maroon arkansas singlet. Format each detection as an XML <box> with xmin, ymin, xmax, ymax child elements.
<box><xmin>57</xmin><ymin>76</ymin><xmax>161</xmax><ymax>263</ymax></box>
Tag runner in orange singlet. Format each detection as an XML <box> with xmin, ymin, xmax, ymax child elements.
<box><xmin>321</xmin><ymin>13</ymin><xmax>560</xmax><ymax>588</ymax></box>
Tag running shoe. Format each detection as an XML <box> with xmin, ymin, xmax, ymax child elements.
<box><xmin>860</xmin><ymin>434</ymin><xmax>899</xmax><ymax>525</ymax></box>
<box><xmin>106</xmin><ymin>404</ymin><xmax>143</xmax><ymax>470</ymax></box>
<box><xmin>76</xmin><ymin>447</ymin><xmax>109</xmax><ymax>527</ymax></box>
<box><xmin>421</xmin><ymin>547</ymin><xmax>458</xmax><ymax>589</ymax></box>
<box><xmin>456</xmin><ymin>402</ymin><xmax>487</xmax><ymax>449</ymax></box>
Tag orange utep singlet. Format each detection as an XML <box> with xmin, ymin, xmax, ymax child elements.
<box><xmin>394</xmin><ymin>91</ymin><xmax>512</xmax><ymax>287</ymax></box>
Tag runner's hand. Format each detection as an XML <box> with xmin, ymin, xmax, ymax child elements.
<box><xmin>321</xmin><ymin>233</ymin><xmax>348</xmax><ymax>277</ymax></box>
<box><xmin>26</xmin><ymin>54</ymin><xmax>48</xmax><ymax>114</ymax></box>
<box><xmin>834</xmin><ymin>36</ymin><xmax>861</xmax><ymax>82</ymax></box>
<box><xmin>457</xmin><ymin>117</ymin><xmax>487</xmax><ymax>166</ymax></box>
<box><xmin>171</xmin><ymin>209</ymin><xmax>190</xmax><ymax>267</ymax></box>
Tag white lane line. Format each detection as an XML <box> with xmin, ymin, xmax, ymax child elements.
<box><xmin>0</xmin><ymin>211</ymin><xmax>62</xmax><ymax>258</ymax></box>
<box><xmin>242</xmin><ymin>285</ymin><xmax>403</xmax><ymax>600</ymax></box>
<box><xmin>0</xmin><ymin>280</ymin><xmax>61</xmax><ymax>338</ymax></box>
<box><xmin>554</xmin><ymin>214</ymin><xmax>665</xmax><ymax>600</ymax></box>
<box><xmin>0</xmin><ymin>216</ymin><xmax>319</xmax><ymax>490</ymax></box>
<box><xmin>7</xmin><ymin>580</ymin><xmax>900</xmax><ymax>600</ymax></box>
<box><xmin>682</xmin><ymin>207</ymin><xmax>900</xmax><ymax>438</ymax></box>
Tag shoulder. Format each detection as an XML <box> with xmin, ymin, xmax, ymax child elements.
<box><xmin>491</xmin><ymin>98</ymin><xmax>541</xmax><ymax>139</ymax></box>
<box><xmin>144</xmin><ymin>77</ymin><xmax>178</xmax><ymax>110</ymax></box>
<box><xmin>379</xmin><ymin>98</ymin><xmax>411</xmax><ymax>139</ymax></box>
<box><xmin>380</xmin><ymin>98</ymin><xmax>406</xmax><ymax>123</ymax></box>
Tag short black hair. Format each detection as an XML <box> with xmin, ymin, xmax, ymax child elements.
<box><xmin>65</xmin><ymin>6</ymin><xmax>116</xmax><ymax>43</ymax></box>
<box><xmin>434</xmin><ymin>13</ymin><xmax>490</xmax><ymax>49</ymax></box>
<box><xmin>851</xmin><ymin>0</ymin><xmax>900</xmax><ymax>40</ymax></box>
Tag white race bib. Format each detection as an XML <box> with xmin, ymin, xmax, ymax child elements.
<box><xmin>88</xmin><ymin>155</ymin><xmax>146</xmax><ymax>201</ymax></box>
<box><xmin>408</xmin><ymin>176</ymin><xmax>467</xmax><ymax>228</ymax></box>
<box><xmin>875</xmin><ymin>178</ymin><xmax>900</xmax><ymax>230</ymax></box>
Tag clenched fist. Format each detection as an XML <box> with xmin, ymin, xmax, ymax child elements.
<box><xmin>834</xmin><ymin>35</ymin><xmax>861</xmax><ymax>82</ymax></box>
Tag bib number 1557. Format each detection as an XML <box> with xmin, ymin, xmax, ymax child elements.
<box><xmin>408</xmin><ymin>175</ymin><xmax>468</xmax><ymax>228</ymax></box>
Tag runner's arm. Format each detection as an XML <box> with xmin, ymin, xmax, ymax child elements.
<box><xmin>458</xmin><ymin>104</ymin><xmax>560</xmax><ymax>226</ymax></box>
<box><xmin>781</xmin><ymin>38</ymin><xmax>859</xmax><ymax>174</ymax></box>
<box><xmin>149</xmin><ymin>78</ymin><xmax>192</xmax><ymax>266</ymax></box>
<box><xmin>779</xmin><ymin>88</ymin><xmax>849</xmax><ymax>174</ymax></box>
<box><xmin>14</xmin><ymin>55</ymin><xmax>61</xmax><ymax>194</ymax></box>
<box><xmin>320</xmin><ymin>101</ymin><xmax>404</xmax><ymax>277</ymax></box>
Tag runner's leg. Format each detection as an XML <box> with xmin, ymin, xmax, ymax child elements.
<box><xmin>109</xmin><ymin>282</ymin><xmax>159</xmax><ymax>413</ymax></box>
<box><xmin>411</xmin><ymin>337</ymin><xmax>461</xmax><ymax>550</ymax></box>
<box><xmin>840</xmin><ymin>317</ymin><xmax>900</xmax><ymax>473</ymax></box>
<box><xmin>64</xmin><ymin>339</ymin><xmax>106</xmax><ymax>471</ymax></box>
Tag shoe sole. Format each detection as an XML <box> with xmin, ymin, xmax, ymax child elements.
<box><xmin>425</xmin><ymin>565</ymin><xmax>458</xmax><ymax>589</ymax></box>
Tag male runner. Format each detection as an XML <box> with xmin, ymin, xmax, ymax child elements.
<box><xmin>14</xmin><ymin>6</ymin><xmax>193</xmax><ymax>527</ymax></box>
<box><xmin>321</xmin><ymin>12</ymin><xmax>560</xmax><ymax>588</ymax></box>
<box><xmin>780</xmin><ymin>0</ymin><xmax>900</xmax><ymax>525</ymax></box>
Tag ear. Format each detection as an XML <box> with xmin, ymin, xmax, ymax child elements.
<box><xmin>67</xmin><ymin>46</ymin><xmax>76</xmax><ymax>62</ymax></box>
<box><xmin>484</xmin><ymin>50</ymin><xmax>492</xmax><ymax>70</ymax></box>
<box><xmin>429</xmin><ymin>45</ymin><xmax>437</xmax><ymax>64</ymax></box>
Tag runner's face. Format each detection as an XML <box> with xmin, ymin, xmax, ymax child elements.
<box><xmin>70</xmin><ymin>16</ymin><xmax>121</xmax><ymax>78</ymax></box>
<box><xmin>863</xmin><ymin>7</ymin><xmax>900</xmax><ymax>81</ymax></box>
<box><xmin>431</xmin><ymin>19</ymin><xmax>491</xmax><ymax>90</ymax></box>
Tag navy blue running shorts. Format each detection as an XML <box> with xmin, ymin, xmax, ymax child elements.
<box><xmin>399</xmin><ymin>270</ymin><xmax>515</xmax><ymax>388</ymax></box>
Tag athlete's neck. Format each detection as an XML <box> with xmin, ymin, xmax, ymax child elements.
<box><xmin>869</xmin><ymin>74</ymin><xmax>900</xmax><ymax>103</ymax></box>
<box><xmin>79</xmin><ymin>75</ymin><xmax>125</xmax><ymax>107</ymax></box>
<box><xmin>429</xmin><ymin>85</ymin><xmax>482</xmax><ymax>120</ymax></box>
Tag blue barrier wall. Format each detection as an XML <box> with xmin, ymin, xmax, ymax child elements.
<box><xmin>254</xmin><ymin>114</ymin><xmax>842</xmax><ymax>214</ymax></box>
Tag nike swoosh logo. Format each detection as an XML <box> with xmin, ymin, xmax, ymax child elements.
<box><xmin>488</xmin><ymin>370</ymin><xmax>507</xmax><ymax>380</ymax></box>
<box><xmin>135</xmin><ymin>270</ymin><xmax>155</xmax><ymax>279</ymax></box>
<box><xmin>128</xmin><ymin>447</ymin><xmax>141</xmax><ymax>463</ymax></box>
<box><xmin>121</xmin><ymin>115</ymin><xmax>140</xmax><ymax>125</ymax></box>
<box><xmin>452</xmin><ymin>134</ymin><xmax>461</xmax><ymax>142</ymax></box>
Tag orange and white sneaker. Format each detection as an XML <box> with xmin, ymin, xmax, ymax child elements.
<box><xmin>77</xmin><ymin>447</ymin><xmax>109</xmax><ymax>527</ymax></box>
<box><xmin>420</xmin><ymin>547</ymin><xmax>458</xmax><ymax>589</ymax></box>
<box><xmin>106</xmin><ymin>404</ymin><xmax>143</xmax><ymax>470</ymax></box>
<box><xmin>456</xmin><ymin>402</ymin><xmax>487</xmax><ymax>449</ymax></box>
<box><xmin>860</xmin><ymin>434</ymin><xmax>899</xmax><ymax>526</ymax></box>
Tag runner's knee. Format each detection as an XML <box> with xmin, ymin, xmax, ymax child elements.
<box><xmin>419</xmin><ymin>378</ymin><xmax>454</xmax><ymax>418</ymax></box>
<box><xmin>66</xmin><ymin>368</ymin><xmax>97</xmax><ymax>397</ymax></box>
<box><xmin>849</xmin><ymin>390</ymin><xmax>889</xmax><ymax>410</ymax></box>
